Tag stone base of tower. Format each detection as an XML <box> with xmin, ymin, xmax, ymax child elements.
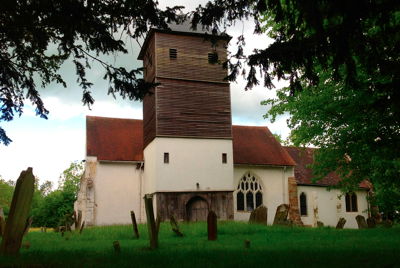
<box><xmin>155</xmin><ymin>191</ymin><xmax>234</xmax><ymax>222</ymax></box>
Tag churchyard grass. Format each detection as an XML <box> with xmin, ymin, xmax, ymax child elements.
<box><xmin>1</xmin><ymin>221</ymin><xmax>399</xmax><ymax>267</ymax></box>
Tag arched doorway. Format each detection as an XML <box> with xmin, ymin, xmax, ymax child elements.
<box><xmin>186</xmin><ymin>196</ymin><xmax>209</xmax><ymax>221</ymax></box>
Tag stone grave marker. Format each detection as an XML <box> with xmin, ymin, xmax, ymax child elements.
<box><xmin>355</xmin><ymin>215</ymin><xmax>368</xmax><ymax>229</ymax></box>
<box><xmin>336</xmin><ymin>218</ymin><xmax>346</xmax><ymax>229</ymax></box>
<box><xmin>113</xmin><ymin>241</ymin><xmax>121</xmax><ymax>253</ymax></box>
<box><xmin>249</xmin><ymin>205</ymin><xmax>268</xmax><ymax>225</ymax></box>
<box><xmin>130</xmin><ymin>211</ymin><xmax>139</xmax><ymax>239</ymax></box>
<box><xmin>273</xmin><ymin>204</ymin><xmax>290</xmax><ymax>225</ymax></box>
<box><xmin>207</xmin><ymin>211</ymin><xmax>217</xmax><ymax>241</ymax></box>
<box><xmin>170</xmin><ymin>215</ymin><xmax>183</xmax><ymax>237</ymax></box>
<box><xmin>317</xmin><ymin>221</ymin><xmax>324</xmax><ymax>227</ymax></box>
<box><xmin>144</xmin><ymin>194</ymin><xmax>158</xmax><ymax>249</ymax></box>
<box><xmin>367</xmin><ymin>217</ymin><xmax>376</xmax><ymax>228</ymax></box>
<box><xmin>0</xmin><ymin>168</ymin><xmax>35</xmax><ymax>256</ymax></box>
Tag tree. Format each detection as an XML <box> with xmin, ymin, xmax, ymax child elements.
<box><xmin>31</xmin><ymin>161</ymin><xmax>84</xmax><ymax>227</ymax></box>
<box><xmin>0</xmin><ymin>0</ymin><xmax>184</xmax><ymax>145</ymax></box>
<box><xmin>0</xmin><ymin>178</ymin><xmax>14</xmax><ymax>217</ymax></box>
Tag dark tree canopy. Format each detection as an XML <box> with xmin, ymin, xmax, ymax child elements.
<box><xmin>1</xmin><ymin>1</ymin><xmax>399</xmax><ymax>209</ymax></box>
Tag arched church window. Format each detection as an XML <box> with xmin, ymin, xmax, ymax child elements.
<box><xmin>345</xmin><ymin>192</ymin><xmax>358</xmax><ymax>212</ymax></box>
<box><xmin>236</xmin><ymin>173</ymin><xmax>263</xmax><ymax>212</ymax></box>
<box><xmin>299</xmin><ymin>192</ymin><xmax>307</xmax><ymax>216</ymax></box>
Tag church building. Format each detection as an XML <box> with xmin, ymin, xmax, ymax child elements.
<box><xmin>75</xmin><ymin>24</ymin><xmax>370</xmax><ymax>228</ymax></box>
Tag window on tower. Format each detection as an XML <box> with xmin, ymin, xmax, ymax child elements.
<box><xmin>222</xmin><ymin>153</ymin><xmax>227</xmax><ymax>164</ymax></box>
<box><xmin>169</xmin><ymin>48</ymin><xmax>177</xmax><ymax>59</ymax></box>
<box><xmin>164</xmin><ymin>152</ymin><xmax>169</xmax><ymax>164</ymax></box>
<box><xmin>208</xmin><ymin>52</ymin><xmax>218</xmax><ymax>64</ymax></box>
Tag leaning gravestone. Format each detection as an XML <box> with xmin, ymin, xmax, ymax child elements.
<box><xmin>367</xmin><ymin>217</ymin><xmax>376</xmax><ymax>228</ymax></box>
<box><xmin>249</xmin><ymin>205</ymin><xmax>268</xmax><ymax>225</ymax></box>
<box><xmin>207</xmin><ymin>211</ymin><xmax>217</xmax><ymax>241</ymax></box>
<box><xmin>144</xmin><ymin>194</ymin><xmax>158</xmax><ymax>249</ymax></box>
<box><xmin>0</xmin><ymin>168</ymin><xmax>35</xmax><ymax>256</ymax></box>
<box><xmin>170</xmin><ymin>215</ymin><xmax>183</xmax><ymax>237</ymax></box>
<box><xmin>355</xmin><ymin>215</ymin><xmax>368</xmax><ymax>229</ymax></box>
<box><xmin>130</xmin><ymin>211</ymin><xmax>140</xmax><ymax>239</ymax></box>
<box><xmin>273</xmin><ymin>204</ymin><xmax>290</xmax><ymax>225</ymax></box>
<box><xmin>0</xmin><ymin>207</ymin><xmax>5</xmax><ymax>237</ymax></box>
<box><xmin>336</xmin><ymin>217</ymin><xmax>346</xmax><ymax>229</ymax></box>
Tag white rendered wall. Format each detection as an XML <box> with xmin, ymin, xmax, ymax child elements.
<box><xmin>143</xmin><ymin>137</ymin><xmax>234</xmax><ymax>193</ymax></box>
<box><xmin>94</xmin><ymin>162</ymin><xmax>143</xmax><ymax>225</ymax></box>
<box><xmin>297</xmin><ymin>186</ymin><xmax>369</xmax><ymax>228</ymax></box>
<box><xmin>233</xmin><ymin>165</ymin><xmax>294</xmax><ymax>224</ymax></box>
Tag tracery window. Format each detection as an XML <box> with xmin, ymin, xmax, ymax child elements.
<box><xmin>236</xmin><ymin>172</ymin><xmax>263</xmax><ymax>212</ymax></box>
<box><xmin>345</xmin><ymin>192</ymin><xmax>358</xmax><ymax>212</ymax></box>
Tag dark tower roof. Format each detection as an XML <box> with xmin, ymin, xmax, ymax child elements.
<box><xmin>138</xmin><ymin>22</ymin><xmax>231</xmax><ymax>60</ymax></box>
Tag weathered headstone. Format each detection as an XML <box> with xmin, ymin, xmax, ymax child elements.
<box><xmin>355</xmin><ymin>215</ymin><xmax>368</xmax><ymax>229</ymax></box>
<box><xmin>317</xmin><ymin>221</ymin><xmax>324</xmax><ymax>227</ymax></box>
<box><xmin>249</xmin><ymin>205</ymin><xmax>268</xmax><ymax>225</ymax></box>
<box><xmin>244</xmin><ymin>240</ymin><xmax>251</xmax><ymax>249</ymax></box>
<box><xmin>79</xmin><ymin>221</ymin><xmax>85</xmax><ymax>234</ymax></box>
<box><xmin>273</xmin><ymin>204</ymin><xmax>290</xmax><ymax>225</ymax></box>
<box><xmin>170</xmin><ymin>215</ymin><xmax>183</xmax><ymax>237</ymax></box>
<box><xmin>0</xmin><ymin>168</ymin><xmax>35</xmax><ymax>256</ymax></box>
<box><xmin>207</xmin><ymin>211</ymin><xmax>217</xmax><ymax>241</ymax></box>
<box><xmin>23</xmin><ymin>216</ymin><xmax>33</xmax><ymax>236</ymax></box>
<box><xmin>336</xmin><ymin>217</ymin><xmax>346</xmax><ymax>229</ymax></box>
<box><xmin>76</xmin><ymin>210</ymin><xmax>82</xmax><ymax>231</ymax></box>
<box><xmin>0</xmin><ymin>207</ymin><xmax>5</xmax><ymax>237</ymax></box>
<box><xmin>144</xmin><ymin>194</ymin><xmax>158</xmax><ymax>249</ymax></box>
<box><xmin>113</xmin><ymin>241</ymin><xmax>121</xmax><ymax>253</ymax></box>
<box><xmin>130</xmin><ymin>211</ymin><xmax>139</xmax><ymax>239</ymax></box>
<box><xmin>0</xmin><ymin>216</ymin><xmax>5</xmax><ymax>237</ymax></box>
<box><xmin>367</xmin><ymin>217</ymin><xmax>376</xmax><ymax>228</ymax></box>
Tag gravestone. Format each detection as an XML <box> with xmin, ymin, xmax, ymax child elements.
<box><xmin>130</xmin><ymin>211</ymin><xmax>139</xmax><ymax>239</ymax></box>
<box><xmin>0</xmin><ymin>168</ymin><xmax>35</xmax><ymax>256</ymax></box>
<box><xmin>0</xmin><ymin>208</ymin><xmax>5</xmax><ymax>237</ymax></box>
<box><xmin>367</xmin><ymin>217</ymin><xmax>376</xmax><ymax>228</ymax></box>
<box><xmin>336</xmin><ymin>218</ymin><xmax>346</xmax><ymax>229</ymax></box>
<box><xmin>170</xmin><ymin>215</ymin><xmax>183</xmax><ymax>237</ymax></box>
<box><xmin>144</xmin><ymin>194</ymin><xmax>158</xmax><ymax>249</ymax></box>
<box><xmin>244</xmin><ymin>240</ymin><xmax>251</xmax><ymax>249</ymax></box>
<box><xmin>79</xmin><ymin>221</ymin><xmax>85</xmax><ymax>234</ymax></box>
<box><xmin>273</xmin><ymin>204</ymin><xmax>290</xmax><ymax>225</ymax></box>
<box><xmin>249</xmin><ymin>205</ymin><xmax>268</xmax><ymax>225</ymax></box>
<box><xmin>317</xmin><ymin>221</ymin><xmax>324</xmax><ymax>227</ymax></box>
<box><xmin>113</xmin><ymin>241</ymin><xmax>121</xmax><ymax>253</ymax></box>
<box><xmin>355</xmin><ymin>215</ymin><xmax>368</xmax><ymax>229</ymax></box>
<box><xmin>207</xmin><ymin>211</ymin><xmax>217</xmax><ymax>241</ymax></box>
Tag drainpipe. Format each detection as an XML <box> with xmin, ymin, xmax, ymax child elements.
<box><xmin>139</xmin><ymin>162</ymin><xmax>144</xmax><ymax>222</ymax></box>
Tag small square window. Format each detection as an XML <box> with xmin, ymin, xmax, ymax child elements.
<box><xmin>164</xmin><ymin>152</ymin><xmax>169</xmax><ymax>164</ymax></box>
<box><xmin>169</xmin><ymin>48</ymin><xmax>177</xmax><ymax>59</ymax></box>
<box><xmin>208</xmin><ymin>52</ymin><xmax>218</xmax><ymax>64</ymax></box>
<box><xmin>222</xmin><ymin>153</ymin><xmax>227</xmax><ymax>164</ymax></box>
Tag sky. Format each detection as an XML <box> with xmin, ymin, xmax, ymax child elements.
<box><xmin>0</xmin><ymin>0</ymin><xmax>290</xmax><ymax>185</ymax></box>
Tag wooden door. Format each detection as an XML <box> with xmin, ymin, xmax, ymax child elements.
<box><xmin>187</xmin><ymin>197</ymin><xmax>209</xmax><ymax>221</ymax></box>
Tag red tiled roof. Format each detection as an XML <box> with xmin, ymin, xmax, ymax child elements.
<box><xmin>232</xmin><ymin>125</ymin><xmax>296</xmax><ymax>166</ymax></box>
<box><xmin>86</xmin><ymin>117</ymin><xmax>295</xmax><ymax>166</ymax></box>
<box><xmin>86</xmin><ymin>116</ymin><xmax>143</xmax><ymax>161</ymax></box>
<box><xmin>284</xmin><ymin>146</ymin><xmax>369</xmax><ymax>189</ymax></box>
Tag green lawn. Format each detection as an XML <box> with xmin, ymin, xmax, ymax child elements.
<box><xmin>1</xmin><ymin>222</ymin><xmax>400</xmax><ymax>267</ymax></box>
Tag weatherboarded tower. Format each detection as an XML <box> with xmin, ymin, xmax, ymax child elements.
<box><xmin>138</xmin><ymin>24</ymin><xmax>234</xmax><ymax>221</ymax></box>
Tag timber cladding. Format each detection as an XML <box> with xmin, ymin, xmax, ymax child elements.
<box><xmin>155</xmin><ymin>191</ymin><xmax>234</xmax><ymax>221</ymax></box>
<box><xmin>155</xmin><ymin>78</ymin><xmax>232</xmax><ymax>139</ymax></box>
<box><xmin>155</xmin><ymin>32</ymin><xmax>228</xmax><ymax>82</ymax></box>
<box><xmin>142</xmin><ymin>30</ymin><xmax>232</xmax><ymax>148</ymax></box>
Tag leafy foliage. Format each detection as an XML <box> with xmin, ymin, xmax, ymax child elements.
<box><xmin>256</xmin><ymin>1</ymin><xmax>399</xmax><ymax>214</ymax></box>
<box><xmin>0</xmin><ymin>0</ymin><xmax>184</xmax><ymax>145</ymax></box>
<box><xmin>0</xmin><ymin>178</ymin><xmax>14</xmax><ymax>217</ymax></box>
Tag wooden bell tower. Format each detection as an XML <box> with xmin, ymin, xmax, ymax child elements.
<box><xmin>138</xmin><ymin>24</ymin><xmax>234</xmax><ymax>222</ymax></box>
<box><xmin>138</xmin><ymin>25</ymin><xmax>232</xmax><ymax>148</ymax></box>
